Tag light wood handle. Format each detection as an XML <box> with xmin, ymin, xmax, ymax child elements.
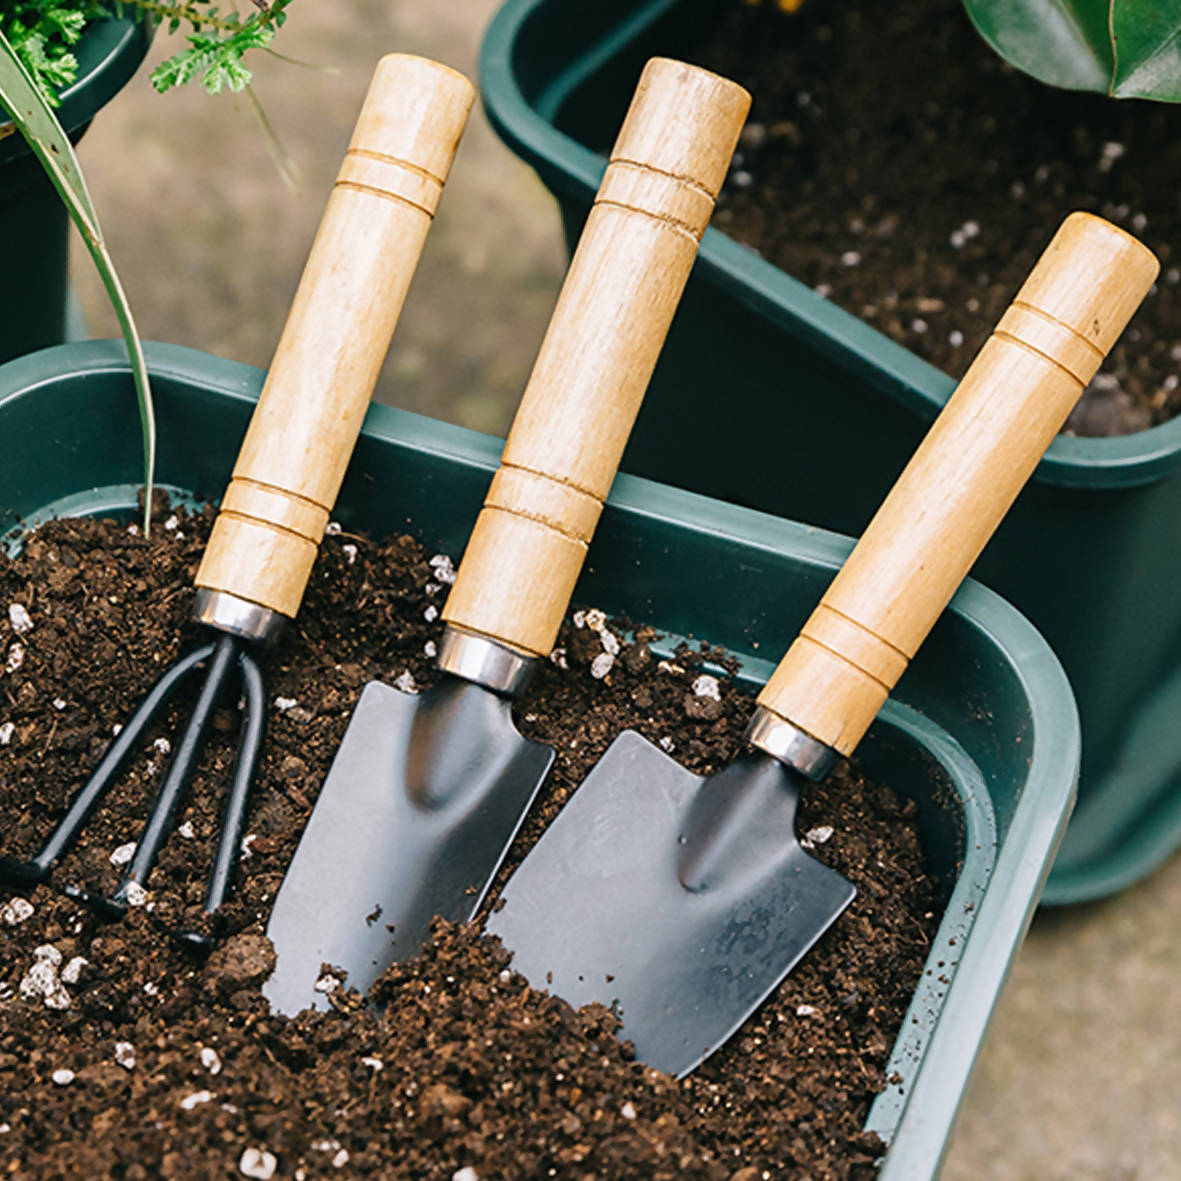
<box><xmin>758</xmin><ymin>212</ymin><xmax>1159</xmax><ymax>755</ymax></box>
<box><xmin>195</xmin><ymin>55</ymin><xmax>474</xmax><ymax>618</ymax></box>
<box><xmin>441</xmin><ymin>58</ymin><xmax>750</xmax><ymax>656</ymax></box>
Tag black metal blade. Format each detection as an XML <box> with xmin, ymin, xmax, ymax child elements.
<box><xmin>485</xmin><ymin>730</ymin><xmax>856</xmax><ymax>1077</ymax></box>
<box><xmin>264</xmin><ymin>677</ymin><xmax>554</xmax><ymax>1015</ymax></box>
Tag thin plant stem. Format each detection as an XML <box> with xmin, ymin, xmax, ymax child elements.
<box><xmin>0</xmin><ymin>27</ymin><xmax>156</xmax><ymax>533</ymax></box>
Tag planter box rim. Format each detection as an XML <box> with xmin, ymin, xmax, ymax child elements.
<box><xmin>0</xmin><ymin>338</ymin><xmax>1081</xmax><ymax>1180</ymax></box>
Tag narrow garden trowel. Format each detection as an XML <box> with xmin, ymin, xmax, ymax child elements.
<box><xmin>262</xmin><ymin>58</ymin><xmax>751</xmax><ymax>1015</ymax></box>
<box><xmin>487</xmin><ymin>211</ymin><xmax>1160</xmax><ymax>1077</ymax></box>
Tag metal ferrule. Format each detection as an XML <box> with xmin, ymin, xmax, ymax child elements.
<box><xmin>193</xmin><ymin>588</ymin><xmax>287</xmax><ymax>646</ymax></box>
<box><xmin>745</xmin><ymin>705</ymin><xmax>838</xmax><ymax>782</ymax></box>
<box><xmin>436</xmin><ymin>625</ymin><xmax>537</xmax><ymax>697</ymax></box>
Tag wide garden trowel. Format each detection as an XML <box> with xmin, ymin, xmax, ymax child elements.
<box><xmin>487</xmin><ymin>212</ymin><xmax>1159</xmax><ymax>1077</ymax></box>
<box><xmin>262</xmin><ymin>58</ymin><xmax>751</xmax><ymax>1015</ymax></box>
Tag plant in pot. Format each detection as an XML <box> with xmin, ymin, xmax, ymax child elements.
<box><xmin>1</xmin><ymin>0</ymin><xmax>297</xmax><ymax>530</ymax></box>
<box><xmin>480</xmin><ymin>0</ymin><xmax>1181</xmax><ymax>904</ymax></box>
<box><xmin>0</xmin><ymin>0</ymin><xmax>293</xmax><ymax>369</ymax></box>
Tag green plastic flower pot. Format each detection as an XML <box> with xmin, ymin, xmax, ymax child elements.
<box><xmin>0</xmin><ymin>13</ymin><xmax>150</xmax><ymax>365</ymax></box>
<box><xmin>0</xmin><ymin>340</ymin><xmax>1078</xmax><ymax>1178</ymax></box>
<box><xmin>479</xmin><ymin>0</ymin><xmax>1181</xmax><ymax>904</ymax></box>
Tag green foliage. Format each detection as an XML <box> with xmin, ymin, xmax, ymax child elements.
<box><xmin>2</xmin><ymin>1</ymin><xmax>106</xmax><ymax>106</ymax></box>
<box><xmin>0</xmin><ymin>26</ymin><xmax>156</xmax><ymax>531</ymax></box>
<box><xmin>964</xmin><ymin>0</ymin><xmax>1181</xmax><ymax>102</ymax></box>
<box><xmin>147</xmin><ymin>0</ymin><xmax>292</xmax><ymax>96</ymax></box>
<box><xmin>1</xmin><ymin>0</ymin><xmax>293</xmax><ymax>105</ymax></box>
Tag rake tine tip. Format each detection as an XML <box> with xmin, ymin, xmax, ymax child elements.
<box><xmin>61</xmin><ymin>882</ymin><xmax>128</xmax><ymax>922</ymax></box>
<box><xmin>172</xmin><ymin>928</ymin><xmax>217</xmax><ymax>954</ymax></box>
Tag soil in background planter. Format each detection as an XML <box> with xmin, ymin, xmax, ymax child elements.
<box><xmin>0</xmin><ymin>502</ymin><xmax>941</xmax><ymax>1180</ymax></box>
<box><xmin>692</xmin><ymin>0</ymin><xmax>1180</xmax><ymax>436</ymax></box>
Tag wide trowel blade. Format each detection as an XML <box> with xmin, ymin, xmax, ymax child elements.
<box><xmin>264</xmin><ymin>678</ymin><xmax>553</xmax><ymax>1015</ymax></box>
<box><xmin>486</xmin><ymin>730</ymin><xmax>856</xmax><ymax>1077</ymax></box>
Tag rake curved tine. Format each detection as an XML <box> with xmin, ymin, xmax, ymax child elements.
<box><xmin>0</xmin><ymin>642</ymin><xmax>218</xmax><ymax>890</ymax></box>
<box><xmin>64</xmin><ymin>634</ymin><xmax>243</xmax><ymax>919</ymax></box>
<box><xmin>175</xmin><ymin>649</ymin><xmax>266</xmax><ymax>951</ymax></box>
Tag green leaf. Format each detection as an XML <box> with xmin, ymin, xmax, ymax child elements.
<box><xmin>964</xmin><ymin>0</ymin><xmax>1181</xmax><ymax>101</ymax></box>
<box><xmin>1111</xmin><ymin>1</ymin><xmax>1181</xmax><ymax>98</ymax></box>
<box><xmin>0</xmin><ymin>25</ymin><xmax>157</xmax><ymax>533</ymax></box>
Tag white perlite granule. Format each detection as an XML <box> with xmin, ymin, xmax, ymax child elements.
<box><xmin>180</xmin><ymin>1090</ymin><xmax>213</xmax><ymax>1111</ymax></box>
<box><xmin>239</xmin><ymin>1148</ymin><xmax>278</xmax><ymax>1179</ymax></box>
<box><xmin>691</xmin><ymin>674</ymin><xmax>720</xmax><ymax>700</ymax></box>
<box><xmin>61</xmin><ymin>957</ymin><xmax>87</xmax><ymax>985</ymax></box>
<box><xmin>452</xmin><ymin>1169</ymin><xmax>480</xmax><ymax>1181</ymax></box>
<box><xmin>393</xmin><ymin>670</ymin><xmax>418</xmax><ymax>695</ymax></box>
<box><xmin>274</xmin><ymin>697</ymin><xmax>298</xmax><ymax>712</ymax></box>
<box><xmin>110</xmin><ymin>842</ymin><xmax>137</xmax><ymax>867</ymax></box>
<box><xmin>620</xmin><ymin>1101</ymin><xmax>637</xmax><ymax>1120</ymax></box>
<box><xmin>0</xmin><ymin>722</ymin><xmax>14</xmax><ymax>745</ymax></box>
<box><xmin>20</xmin><ymin>945</ymin><xmax>70</xmax><ymax>1009</ymax></box>
<box><xmin>7</xmin><ymin>604</ymin><xmax>32</xmax><ymax>634</ymax></box>
<box><xmin>6</xmin><ymin>643</ymin><xmax>24</xmax><ymax>673</ymax></box>
<box><xmin>51</xmin><ymin>1069</ymin><xmax>75</xmax><ymax>1086</ymax></box>
<box><xmin>114</xmin><ymin>1042</ymin><xmax>136</xmax><ymax>1071</ymax></box>
<box><xmin>804</xmin><ymin>825</ymin><xmax>834</xmax><ymax>845</ymax></box>
<box><xmin>201</xmin><ymin>1047</ymin><xmax>222</xmax><ymax>1075</ymax></box>
<box><xmin>428</xmin><ymin>554</ymin><xmax>456</xmax><ymax>585</ymax></box>
<box><xmin>1</xmin><ymin>897</ymin><xmax>33</xmax><ymax>926</ymax></box>
<box><xmin>590</xmin><ymin>652</ymin><xmax>615</xmax><ymax>680</ymax></box>
<box><xmin>583</xmin><ymin>608</ymin><xmax>607</xmax><ymax>632</ymax></box>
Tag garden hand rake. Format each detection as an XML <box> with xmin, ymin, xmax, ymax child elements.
<box><xmin>0</xmin><ymin>54</ymin><xmax>474</xmax><ymax>943</ymax></box>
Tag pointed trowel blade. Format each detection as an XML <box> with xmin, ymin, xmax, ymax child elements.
<box><xmin>485</xmin><ymin>730</ymin><xmax>855</xmax><ymax>1077</ymax></box>
<box><xmin>264</xmin><ymin>677</ymin><xmax>553</xmax><ymax>1015</ymax></box>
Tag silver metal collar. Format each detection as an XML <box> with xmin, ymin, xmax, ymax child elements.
<box><xmin>745</xmin><ymin>705</ymin><xmax>838</xmax><ymax>781</ymax></box>
<box><xmin>193</xmin><ymin>588</ymin><xmax>286</xmax><ymax>646</ymax></box>
<box><xmin>436</xmin><ymin>626</ymin><xmax>537</xmax><ymax>697</ymax></box>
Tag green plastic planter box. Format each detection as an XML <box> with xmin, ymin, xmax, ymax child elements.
<box><xmin>0</xmin><ymin>14</ymin><xmax>149</xmax><ymax>365</ymax></box>
<box><xmin>0</xmin><ymin>341</ymin><xmax>1078</xmax><ymax>1178</ymax></box>
<box><xmin>480</xmin><ymin>0</ymin><xmax>1181</xmax><ymax>904</ymax></box>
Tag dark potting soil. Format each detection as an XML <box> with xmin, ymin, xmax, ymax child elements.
<box><xmin>0</xmin><ymin>502</ymin><xmax>941</xmax><ymax>1180</ymax></box>
<box><xmin>691</xmin><ymin>0</ymin><xmax>1181</xmax><ymax>436</ymax></box>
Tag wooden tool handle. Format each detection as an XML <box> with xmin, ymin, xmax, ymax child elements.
<box><xmin>195</xmin><ymin>55</ymin><xmax>474</xmax><ymax>618</ymax></box>
<box><xmin>757</xmin><ymin>212</ymin><xmax>1159</xmax><ymax>755</ymax></box>
<box><xmin>442</xmin><ymin>58</ymin><xmax>750</xmax><ymax>657</ymax></box>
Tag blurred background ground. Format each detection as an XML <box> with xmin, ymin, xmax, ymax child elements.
<box><xmin>70</xmin><ymin>1</ymin><xmax>1179</xmax><ymax>1177</ymax></box>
